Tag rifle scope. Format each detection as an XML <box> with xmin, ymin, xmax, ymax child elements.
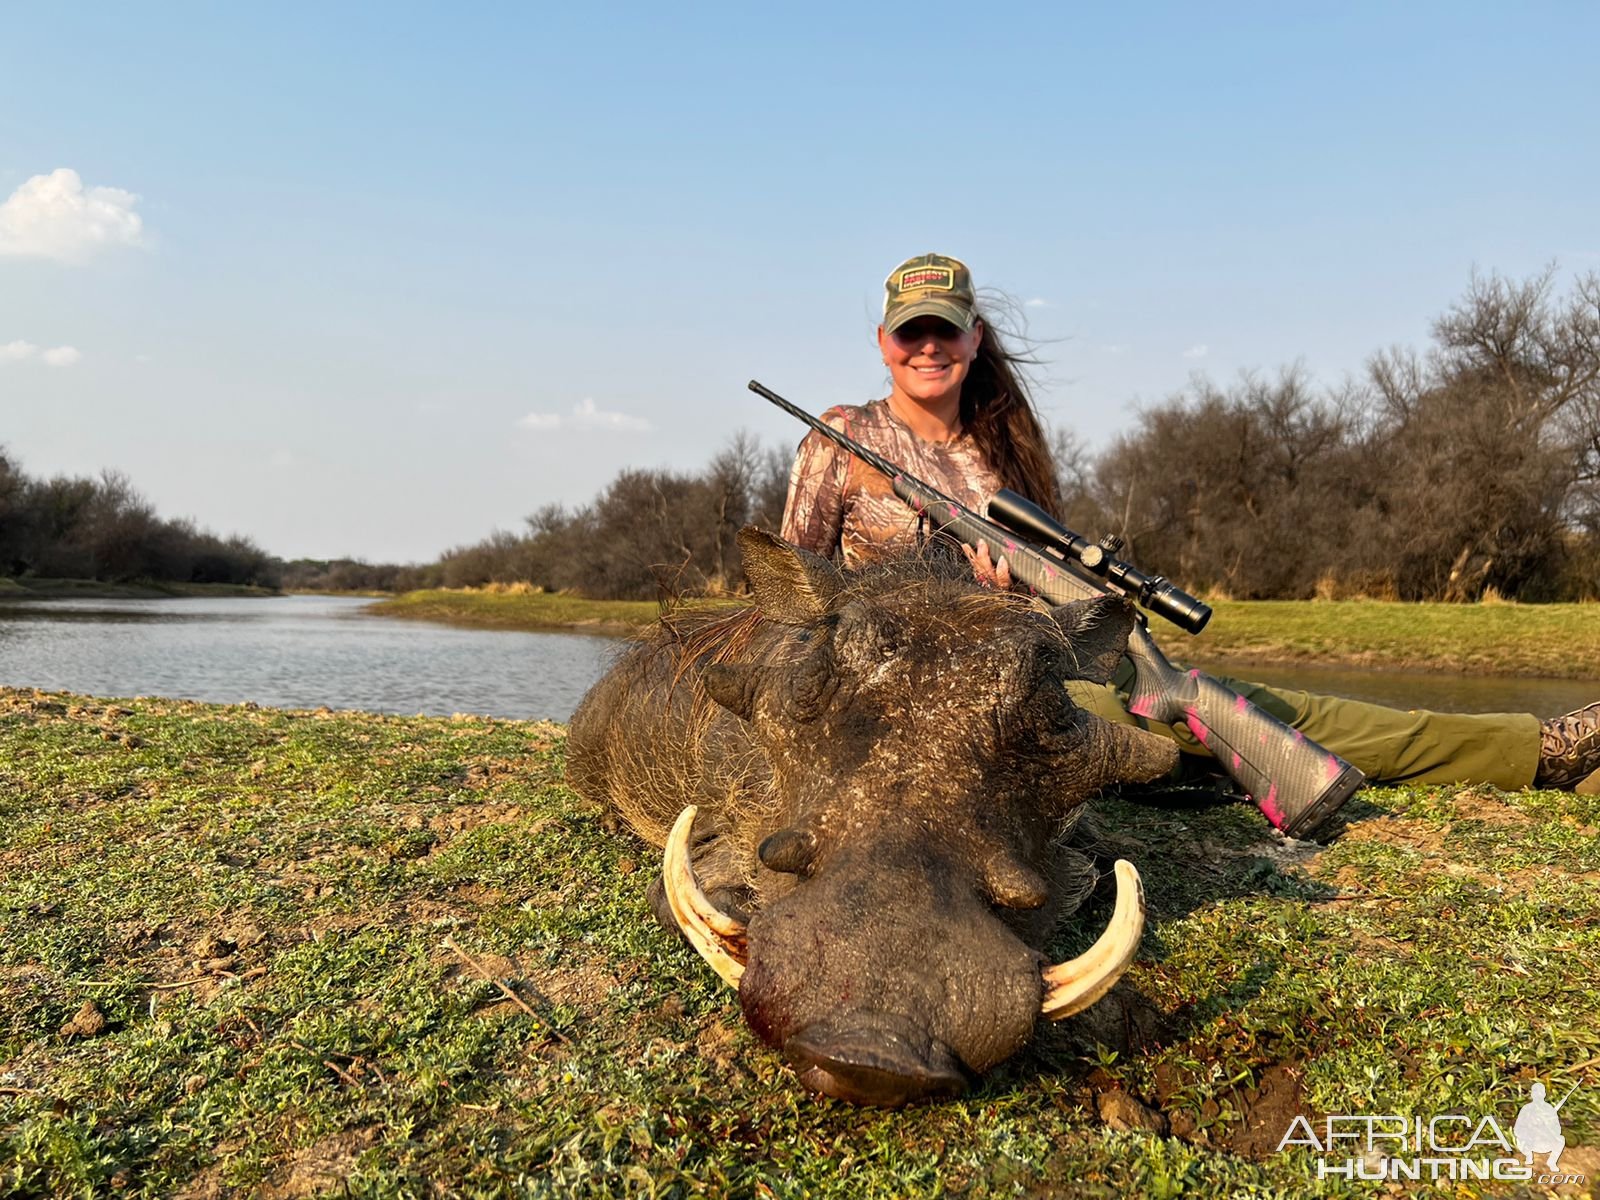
<box><xmin>987</xmin><ymin>489</ymin><xmax>1213</xmax><ymax>635</ymax></box>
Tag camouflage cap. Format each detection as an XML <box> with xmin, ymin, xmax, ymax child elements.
<box><xmin>882</xmin><ymin>252</ymin><xmax>978</xmax><ymax>333</ymax></box>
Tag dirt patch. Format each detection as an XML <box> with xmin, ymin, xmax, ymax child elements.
<box><xmin>530</xmin><ymin>963</ymin><xmax>621</xmax><ymax>1008</ymax></box>
<box><xmin>473</xmin><ymin>998</ymin><xmax>533</xmax><ymax>1020</ymax></box>
<box><xmin>303</xmin><ymin>913</ymin><xmax>374</xmax><ymax>939</ymax></box>
<box><xmin>1548</xmin><ymin>1146</ymin><xmax>1600</xmax><ymax>1198</ymax></box>
<box><xmin>169</xmin><ymin>1138</ymin><xmax>247</xmax><ymax>1200</ymax></box>
<box><xmin>693</xmin><ymin>1017</ymin><xmax>744</xmax><ymax>1074</ymax></box>
<box><xmin>1322</xmin><ymin>807</ymin><xmax>1592</xmax><ymax>899</ymax></box>
<box><xmin>1151</xmin><ymin>1060</ymin><xmax>1311</xmax><ymax>1160</ymax></box>
<box><xmin>431</xmin><ymin>803</ymin><xmax>536</xmax><ymax>832</ymax></box>
<box><xmin>0</xmin><ymin>689</ymin><xmax>68</xmax><ymax>717</ymax></box>
<box><xmin>1332</xmin><ymin>789</ymin><xmax>1541</xmax><ymax>857</ymax></box>
<box><xmin>1448</xmin><ymin>788</ymin><xmax>1536</xmax><ymax>826</ymax></box>
<box><xmin>448</xmin><ymin>883</ymin><xmax>508</xmax><ymax>908</ymax></box>
<box><xmin>1097</xmin><ymin>1089</ymin><xmax>1168</xmax><ymax>1133</ymax></box>
<box><xmin>437</xmin><ymin>946</ymin><xmax>620</xmax><ymax>1015</ymax></box>
<box><xmin>1325</xmin><ymin>810</ymin><xmax>1451</xmax><ymax>855</ymax></box>
<box><xmin>257</xmin><ymin>1127</ymin><xmax>380</xmax><ymax>1200</ymax></box>
<box><xmin>455</xmin><ymin>756</ymin><xmax>557</xmax><ymax>787</ymax></box>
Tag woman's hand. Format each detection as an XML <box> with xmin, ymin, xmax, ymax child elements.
<box><xmin>962</xmin><ymin>539</ymin><xmax>1012</xmax><ymax>589</ymax></box>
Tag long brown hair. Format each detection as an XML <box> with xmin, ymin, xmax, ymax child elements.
<box><xmin>960</xmin><ymin>310</ymin><xmax>1063</xmax><ymax>518</ymax></box>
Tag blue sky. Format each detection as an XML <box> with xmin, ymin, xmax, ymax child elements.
<box><xmin>2</xmin><ymin>3</ymin><xmax>1596</xmax><ymax>562</ymax></box>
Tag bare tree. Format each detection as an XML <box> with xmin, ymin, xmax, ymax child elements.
<box><xmin>705</xmin><ymin>430</ymin><xmax>765</xmax><ymax>588</ymax></box>
<box><xmin>1362</xmin><ymin>269</ymin><xmax>1600</xmax><ymax>599</ymax></box>
<box><xmin>1088</xmin><ymin>367</ymin><xmax>1363</xmax><ymax>597</ymax></box>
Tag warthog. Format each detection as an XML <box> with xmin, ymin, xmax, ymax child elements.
<box><xmin>567</xmin><ymin>528</ymin><xmax>1178</xmax><ymax>1107</ymax></box>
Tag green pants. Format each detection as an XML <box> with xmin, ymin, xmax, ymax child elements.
<box><xmin>1068</xmin><ymin>662</ymin><xmax>1541</xmax><ymax>789</ymax></box>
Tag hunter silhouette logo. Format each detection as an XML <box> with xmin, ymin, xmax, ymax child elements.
<box><xmin>1514</xmin><ymin>1082</ymin><xmax>1574</xmax><ymax>1171</ymax></box>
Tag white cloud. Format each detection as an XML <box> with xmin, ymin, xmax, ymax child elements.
<box><xmin>1024</xmin><ymin>297</ymin><xmax>1051</xmax><ymax>309</ymax></box>
<box><xmin>573</xmin><ymin>397</ymin><xmax>650</xmax><ymax>431</ymax></box>
<box><xmin>0</xmin><ymin>339</ymin><xmax>80</xmax><ymax>366</ymax></box>
<box><xmin>1182</xmin><ymin>344</ymin><xmax>1209</xmax><ymax>359</ymax></box>
<box><xmin>1100</xmin><ymin>343</ymin><xmax>1130</xmax><ymax>356</ymax></box>
<box><xmin>0</xmin><ymin>168</ymin><xmax>145</xmax><ymax>263</ymax></box>
<box><xmin>518</xmin><ymin>397</ymin><xmax>651</xmax><ymax>433</ymax></box>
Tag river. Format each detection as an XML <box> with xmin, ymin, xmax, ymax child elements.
<box><xmin>0</xmin><ymin>594</ymin><xmax>1593</xmax><ymax>722</ymax></box>
<box><xmin>0</xmin><ymin>594</ymin><xmax>617</xmax><ymax>721</ymax></box>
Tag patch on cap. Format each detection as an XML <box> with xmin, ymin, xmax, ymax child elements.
<box><xmin>897</xmin><ymin>265</ymin><xmax>955</xmax><ymax>292</ymax></box>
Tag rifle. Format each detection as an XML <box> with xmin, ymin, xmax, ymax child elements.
<box><xmin>751</xmin><ymin>379</ymin><xmax>1364</xmax><ymax>838</ymax></box>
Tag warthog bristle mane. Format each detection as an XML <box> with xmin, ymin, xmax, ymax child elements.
<box><xmin>567</xmin><ymin>546</ymin><xmax>1108</xmax><ymax>903</ymax></box>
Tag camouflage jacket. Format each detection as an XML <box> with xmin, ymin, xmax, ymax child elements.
<box><xmin>780</xmin><ymin>399</ymin><xmax>1002</xmax><ymax>569</ymax></box>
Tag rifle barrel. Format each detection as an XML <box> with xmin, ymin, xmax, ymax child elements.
<box><xmin>748</xmin><ymin>380</ymin><xmax>908</xmax><ymax>483</ymax></box>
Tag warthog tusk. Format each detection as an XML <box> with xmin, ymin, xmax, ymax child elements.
<box><xmin>663</xmin><ymin>806</ymin><xmax>749</xmax><ymax>989</ymax></box>
<box><xmin>1039</xmin><ymin>859</ymin><xmax>1145</xmax><ymax>1020</ymax></box>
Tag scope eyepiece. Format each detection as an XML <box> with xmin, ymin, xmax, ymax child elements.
<box><xmin>1145</xmin><ymin>582</ymin><xmax>1212</xmax><ymax>635</ymax></box>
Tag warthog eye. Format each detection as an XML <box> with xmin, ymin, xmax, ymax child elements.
<box><xmin>991</xmin><ymin>641</ymin><xmax>1069</xmax><ymax>746</ymax></box>
<box><xmin>833</xmin><ymin>610</ymin><xmax>906</xmax><ymax>665</ymax></box>
<box><xmin>1024</xmin><ymin>640</ymin><xmax>1067</xmax><ymax>691</ymax></box>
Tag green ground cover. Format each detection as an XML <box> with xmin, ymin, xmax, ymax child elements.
<box><xmin>1190</xmin><ymin>600</ymin><xmax>1600</xmax><ymax>680</ymax></box>
<box><xmin>367</xmin><ymin>590</ymin><xmax>741</xmax><ymax>635</ymax></box>
<box><xmin>2</xmin><ymin>688</ymin><xmax>1596</xmax><ymax>1198</ymax></box>
<box><xmin>366</xmin><ymin>590</ymin><xmax>1600</xmax><ymax>679</ymax></box>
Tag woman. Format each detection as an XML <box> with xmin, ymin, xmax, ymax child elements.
<box><xmin>780</xmin><ymin>252</ymin><xmax>1600</xmax><ymax>808</ymax></box>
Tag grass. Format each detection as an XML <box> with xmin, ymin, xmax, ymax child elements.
<box><xmin>1168</xmin><ymin>599</ymin><xmax>1600</xmax><ymax>680</ymax></box>
<box><xmin>366</xmin><ymin>590</ymin><xmax>742</xmax><ymax>634</ymax></box>
<box><xmin>2</xmin><ymin>687</ymin><xmax>1597</xmax><ymax>1198</ymax></box>
<box><xmin>368</xmin><ymin>590</ymin><xmax>1600</xmax><ymax>680</ymax></box>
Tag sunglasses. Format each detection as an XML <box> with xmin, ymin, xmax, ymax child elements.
<box><xmin>888</xmin><ymin>317</ymin><xmax>971</xmax><ymax>346</ymax></box>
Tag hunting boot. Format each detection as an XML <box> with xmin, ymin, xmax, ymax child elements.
<box><xmin>1533</xmin><ymin>701</ymin><xmax>1600</xmax><ymax>790</ymax></box>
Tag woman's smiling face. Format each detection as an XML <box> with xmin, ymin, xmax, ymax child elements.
<box><xmin>877</xmin><ymin>316</ymin><xmax>984</xmax><ymax>408</ymax></box>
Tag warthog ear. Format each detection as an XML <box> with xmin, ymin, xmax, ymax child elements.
<box><xmin>1049</xmin><ymin>595</ymin><xmax>1137</xmax><ymax>683</ymax></box>
<box><xmin>702</xmin><ymin>662</ymin><xmax>759</xmax><ymax>721</ymax></box>
<box><xmin>737</xmin><ymin>526</ymin><xmax>844</xmax><ymax>625</ymax></box>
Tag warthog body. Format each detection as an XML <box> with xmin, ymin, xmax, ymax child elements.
<box><xmin>567</xmin><ymin>529</ymin><xmax>1177</xmax><ymax>1106</ymax></box>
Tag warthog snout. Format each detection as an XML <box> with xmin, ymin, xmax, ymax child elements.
<box><xmin>784</xmin><ymin>1014</ymin><xmax>969</xmax><ymax>1107</ymax></box>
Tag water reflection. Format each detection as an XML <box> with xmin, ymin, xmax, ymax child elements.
<box><xmin>1190</xmin><ymin>658</ymin><xmax>1596</xmax><ymax>719</ymax></box>
<box><xmin>0</xmin><ymin>594</ymin><xmax>619</xmax><ymax>721</ymax></box>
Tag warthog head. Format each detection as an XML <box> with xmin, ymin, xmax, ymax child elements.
<box><xmin>661</xmin><ymin>529</ymin><xmax>1178</xmax><ymax>1106</ymax></box>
